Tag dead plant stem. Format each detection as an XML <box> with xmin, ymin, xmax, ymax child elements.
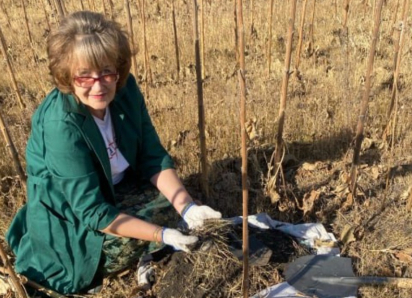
<box><xmin>140</xmin><ymin>0</ymin><xmax>153</xmax><ymax>93</ymax></box>
<box><xmin>350</xmin><ymin>0</ymin><xmax>384</xmax><ymax>196</ymax></box>
<box><xmin>343</xmin><ymin>0</ymin><xmax>350</xmax><ymax>29</ymax></box>
<box><xmin>124</xmin><ymin>0</ymin><xmax>138</xmax><ymax>78</ymax></box>
<box><xmin>236</xmin><ymin>0</ymin><xmax>249</xmax><ymax>296</ymax></box>
<box><xmin>274</xmin><ymin>0</ymin><xmax>296</xmax><ymax>173</ymax></box>
<box><xmin>54</xmin><ymin>0</ymin><xmax>65</xmax><ymax>20</ymax></box>
<box><xmin>171</xmin><ymin>0</ymin><xmax>180</xmax><ymax>80</ymax></box>
<box><xmin>193</xmin><ymin>0</ymin><xmax>209</xmax><ymax>198</ymax></box>
<box><xmin>200</xmin><ymin>0</ymin><xmax>205</xmax><ymax>80</ymax></box>
<box><xmin>294</xmin><ymin>0</ymin><xmax>308</xmax><ymax>76</ymax></box>
<box><xmin>308</xmin><ymin>0</ymin><xmax>316</xmax><ymax>52</ymax></box>
<box><xmin>386</xmin><ymin>0</ymin><xmax>409</xmax><ymax>119</ymax></box>
<box><xmin>267</xmin><ymin>0</ymin><xmax>274</xmax><ymax>76</ymax></box>
<box><xmin>41</xmin><ymin>0</ymin><xmax>52</xmax><ymax>32</ymax></box>
<box><xmin>102</xmin><ymin>0</ymin><xmax>107</xmax><ymax>16</ymax></box>
<box><xmin>0</xmin><ymin>25</ymin><xmax>25</xmax><ymax>109</ymax></box>
<box><xmin>0</xmin><ymin>111</ymin><xmax>27</xmax><ymax>185</ymax></box>
<box><xmin>0</xmin><ymin>2</ymin><xmax>11</xmax><ymax>28</ymax></box>
<box><xmin>0</xmin><ymin>243</ymin><xmax>28</xmax><ymax>298</ymax></box>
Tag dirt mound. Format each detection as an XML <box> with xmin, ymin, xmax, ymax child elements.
<box><xmin>153</xmin><ymin>224</ymin><xmax>309</xmax><ymax>298</ymax></box>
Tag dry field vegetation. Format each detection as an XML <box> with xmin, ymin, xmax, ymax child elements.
<box><xmin>1</xmin><ymin>0</ymin><xmax>412</xmax><ymax>297</ymax></box>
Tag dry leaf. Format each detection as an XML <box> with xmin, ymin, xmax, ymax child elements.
<box><xmin>401</xmin><ymin>186</ymin><xmax>412</xmax><ymax>211</ymax></box>
<box><xmin>301</xmin><ymin>162</ymin><xmax>318</xmax><ymax>171</ymax></box>
<box><xmin>340</xmin><ymin>224</ymin><xmax>356</xmax><ymax>245</ymax></box>
<box><xmin>395</xmin><ymin>249</ymin><xmax>412</xmax><ymax>263</ymax></box>
<box><xmin>363</xmin><ymin>198</ymin><xmax>371</xmax><ymax>207</ymax></box>
<box><xmin>340</xmin><ymin>171</ymin><xmax>351</xmax><ymax>184</ymax></box>
<box><xmin>300</xmin><ymin>190</ymin><xmax>320</xmax><ymax>216</ymax></box>
<box><xmin>361</xmin><ymin>138</ymin><xmax>374</xmax><ymax>151</ymax></box>
<box><xmin>245</xmin><ymin>117</ymin><xmax>259</xmax><ymax>141</ymax></box>
<box><xmin>341</xmin><ymin>192</ymin><xmax>354</xmax><ymax>210</ymax></box>
<box><xmin>0</xmin><ymin>276</ymin><xmax>11</xmax><ymax>295</ymax></box>
<box><xmin>269</xmin><ymin>188</ymin><xmax>280</xmax><ymax>204</ymax></box>
<box><xmin>370</xmin><ymin>166</ymin><xmax>380</xmax><ymax>180</ymax></box>
<box><xmin>334</xmin><ymin>184</ymin><xmax>349</xmax><ymax>194</ymax></box>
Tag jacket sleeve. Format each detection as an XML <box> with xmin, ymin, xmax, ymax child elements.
<box><xmin>43</xmin><ymin>119</ymin><xmax>120</xmax><ymax>231</ymax></box>
<box><xmin>124</xmin><ymin>75</ymin><xmax>175</xmax><ymax>180</ymax></box>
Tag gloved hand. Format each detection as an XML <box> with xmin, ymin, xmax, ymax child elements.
<box><xmin>162</xmin><ymin>228</ymin><xmax>198</xmax><ymax>253</ymax></box>
<box><xmin>136</xmin><ymin>255</ymin><xmax>155</xmax><ymax>289</ymax></box>
<box><xmin>182</xmin><ymin>202</ymin><xmax>222</xmax><ymax>229</ymax></box>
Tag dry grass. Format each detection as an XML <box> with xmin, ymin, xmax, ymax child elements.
<box><xmin>152</xmin><ymin>220</ymin><xmax>307</xmax><ymax>298</ymax></box>
<box><xmin>1</xmin><ymin>0</ymin><xmax>412</xmax><ymax>297</ymax></box>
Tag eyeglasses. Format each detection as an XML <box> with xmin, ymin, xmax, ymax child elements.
<box><xmin>73</xmin><ymin>73</ymin><xmax>119</xmax><ymax>88</ymax></box>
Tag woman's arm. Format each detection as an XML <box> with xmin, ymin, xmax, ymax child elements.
<box><xmin>149</xmin><ymin>168</ymin><xmax>222</xmax><ymax>229</ymax></box>
<box><xmin>100</xmin><ymin>213</ymin><xmax>162</xmax><ymax>241</ymax></box>
<box><xmin>149</xmin><ymin>168</ymin><xmax>193</xmax><ymax>215</ymax></box>
<box><xmin>100</xmin><ymin>213</ymin><xmax>198</xmax><ymax>252</ymax></box>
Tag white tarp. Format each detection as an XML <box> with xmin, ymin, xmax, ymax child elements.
<box><xmin>228</xmin><ymin>213</ymin><xmax>355</xmax><ymax>298</ymax></box>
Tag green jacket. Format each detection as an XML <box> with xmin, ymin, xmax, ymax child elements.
<box><xmin>6</xmin><ymin>74</ymin><xmax>174</xmax><ymax>294</ymax></box>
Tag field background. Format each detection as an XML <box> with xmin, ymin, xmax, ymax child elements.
<box><xmin>1</xmin><ymin>0</ymin><xmax>412</xmax><ymax>297</ymax></box>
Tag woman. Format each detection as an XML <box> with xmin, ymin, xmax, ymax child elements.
<box><xmin>6</xmin><ymin>11</ymin><xmax>221</xmax><ymax>294</ymax></box>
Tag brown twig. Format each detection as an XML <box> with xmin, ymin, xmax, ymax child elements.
<box><xmin>249</xmin><ymin>0</ymin><xmax>255</xmax><ymax>36</ymax></box>
<box><xmin>193</xmin><ymin>0</ymin><xmax>209</xmax><ymax>198</ymax></box>
<box><xmin>267</xmin><ymin>0</ymin><xmax>274</xmax><ymax>76</ymax></box>
<box><xmin>274</xmin><ymin>0</ymin><xmax>297</xmax><ymax>174</ymax></box>
<box><xmin>236</xmin><ymin>1</ymin><xmax>248</xmax><ymax>297</ymax></box>
<box><xmin>390</xmin><ymin>0</ymin><xmax>401</xmax><ymax>36</ymax></box>
<box><xmin>41</xmin><ymin>0</ymin><xmax>52</xmax><ymax>32</ymax></box>
<box><xmin>308</xmin><ymin>0</ymin><xmax>316</xmax><ymax>57</ymax></box>
<box><xmin>102</xmin><ymin>0</ymin><xmax>108</xmax><ymax>16</ymax></box>
<box><xmin>0</xmin><ymin>267</ymin><xmax>66</xmax><ymax>298</ymax></box>
<box><xmin>294</xmin><ymin>0</ymin><xmax>308</xmax><ymax>77</ymax></box>
<box><xmin>171</xmin><ymin>0</ymin><xmax>180</xmax><ymax>80</ymax></box>
<box><xmin>383</xmin><ymin>1</ymin><xmax>409</xmax><ymax>150</ymax></box>
<box><xmin>200</xmin><ymin>0</ymin><xmax>205</xmax><ymax>80</ymax></box>
<box><xmin>90</xmin><ymin>0</ymin><xmax>96</xmax><ymax>11</ymax></box>
<box><xmin>386</xmin><ymin>0</ymin><xmax>409</xmax><ymax>119</ymax></box>
<box><xmin>108</xmin><ymin>0</ymin><xmax>115</xmax><ymax>20</ymax></box>
<box><xmin>54</xmin><ymin>0</ymin><xmax>65</xmax><ymax>20</ymax></box>
<box><xmin>0</xmin><ymin>111</ymin><xmax>27</xmax><ymax>185</ymax></box>
<box><xmin>140</xmin><ymin>0</ymin><xmax>153</xmax><ymax>97</ymax></box>
<box><xmin>407</xmin><ymin>188</ymin><xmax>412</xmax><ymax>212</ymax></box>
<box><xmin>343</xmin><ymin>0</ymin><xmax>350</xmax><ymax>29</ymax></box>
<box><xmin>233</xmin><ymin>0</ymin><xmax>238</xmax><ymax>62</ymax></box>
<box><xmin>20</xmin><ymin>0</ymin><xmax>32</xmax><ymax>44</ymax></box>
<box><xmin>79</xmin><ymin>0</ymin><xmax>85</xmax><ymax>10</ymax></box>
<box><xmin>124</xmin><ymin>0</ymin><xmax>138</xmax><ymax>78</ymax></box>
<box><xmin>0</xmin><ymin>2</ymin><xmax>12</xmax><ymax>28</ymax></box>
<box><xmin>0</xmin><ymin>244</ymin><xmax>28</xmax><ymax>298</ymax></box>
<box><xmin>350</xmin><ymin>0</ymin><xmax>385</xmax><ymax>197</ymax></box>
<box><xmin>0</xmin><ymin>25</ymin><xmax>25</xmax><ymax>110</ymax></box>
<box><xmin>20</xmin><ymin>0</ymin><xmax>38</xmax><ymax>63</ymax></box>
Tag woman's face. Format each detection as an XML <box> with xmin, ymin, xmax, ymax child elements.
<box><xmin>72</xmin><ymin>62</ymin><xmax>118</xmax><ymax>119</ymax></box>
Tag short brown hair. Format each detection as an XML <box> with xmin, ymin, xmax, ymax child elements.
<box><xmin>47</xmin><ymin>11</ymin><xmax>132</xmax><ymax>94</ymax></box>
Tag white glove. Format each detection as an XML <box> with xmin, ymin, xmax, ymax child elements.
<box><xmin>182</xmin><ymin>203</ymin><xmax>222</xmax><ymax>229</ymax></box>
<box><xmin>136</xmin><ymin>255</ymin><xmax>154</xmax><ymax>289</ymax></box>
<box><xmin>162</xmin><ymin>228</ymin><xmax>198</xmax><ymax>253</ymax></box>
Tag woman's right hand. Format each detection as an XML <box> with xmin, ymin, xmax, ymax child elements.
<box><xmin>162</xmin><ymin>228</ymin><xmax>198</xmax><ymax>252</ymax></box>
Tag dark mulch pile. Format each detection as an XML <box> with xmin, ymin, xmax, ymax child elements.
<box><xmin>153</xmin><ymin>225</ymin><xmax>310</xmax><ymax>298</ymax></box>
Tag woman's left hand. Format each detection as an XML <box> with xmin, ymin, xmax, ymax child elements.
<box><xmin>182</xmin><ymin>203</ymin><xmax>222</xmax><ymax>229</ymax></box>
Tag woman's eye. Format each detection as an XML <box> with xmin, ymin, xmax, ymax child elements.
<box><xmin>102</xmin><ymin>69</ymin><xmax>114</xmax><ymax>74</ymax></box>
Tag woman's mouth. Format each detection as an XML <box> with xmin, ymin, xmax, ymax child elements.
<box><xmin>90</xmin><ymin>93</ymin><xmax>106</xmax><ymax>100</ymax></box>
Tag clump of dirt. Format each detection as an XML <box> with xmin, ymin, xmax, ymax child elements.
<box><xmin>152</xmin><ymin>222</ymin><xmax>309</xmax><ymax>298</ymax></box>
